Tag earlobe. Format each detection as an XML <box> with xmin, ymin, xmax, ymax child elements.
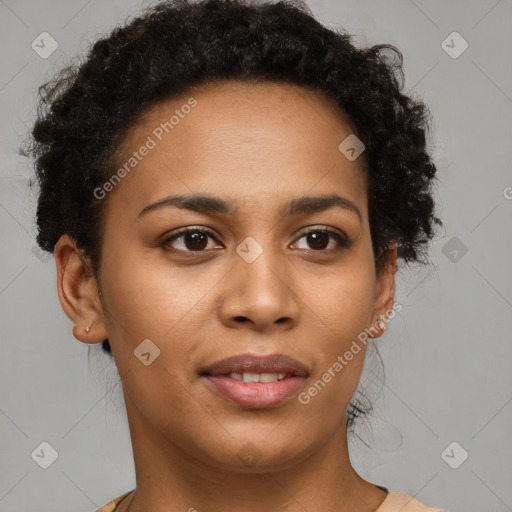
<box><xmin>54</xmin><ymin>234</ymin><xmax>108</xmax><ymax>345</ymax></box>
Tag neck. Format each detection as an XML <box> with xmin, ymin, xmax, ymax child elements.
<box><xmin>118</xmin><ymin>398</ymin><xmax>387</xmax><ymax>512</ymax></box>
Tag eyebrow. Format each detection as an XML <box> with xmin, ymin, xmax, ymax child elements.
<box><xmin>137</xmin><ymin>193</ymin><xmax>362</xmax><ymax>222</ymax></box>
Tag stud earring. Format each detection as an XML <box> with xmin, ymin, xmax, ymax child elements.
<box><xmin>86</xmin><ymin>325</ymin><xmax>90</xmax><ymax>333</ymax></box>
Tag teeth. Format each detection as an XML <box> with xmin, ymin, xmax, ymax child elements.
<box><xmin>259</xmin><ymin>372</ymin><xmax>278</xmax><ymax>383</ymax></box>
<box><xmin>227</xmin><ymin>372</ymin><xmax>288</xmax><ymax>383</ymax></box>
<box><xmin>244</xmin><ymin>372</ymin><xmax>266</xmax><ymax>383</ymax></box>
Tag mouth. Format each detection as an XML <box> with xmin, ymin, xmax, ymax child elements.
<box><xmin>200</xmin><ymin>353</ymin><xmax>310</xmax><ymax>409</ymax></box>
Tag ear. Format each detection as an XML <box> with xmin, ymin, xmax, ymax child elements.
<box><xmin>369</xmin><ymin>242</ymin><xmax>398</xmax><ymax>339</ymax></box>
<box><xmin>54</xmin><ymin>234</ymin><xmax>108</xmax><ymax>345</ymax></box>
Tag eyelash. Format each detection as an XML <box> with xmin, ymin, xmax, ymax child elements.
<box><xmin>161</xmin><ymin>226</ymin><xmax>352</xmax><ymax>255</ymax></box>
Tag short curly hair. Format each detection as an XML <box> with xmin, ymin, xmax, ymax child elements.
<box><xmin>22</xmin><ymin>0</ymin><xmax>442</xmax><ymax>425</ymax></box>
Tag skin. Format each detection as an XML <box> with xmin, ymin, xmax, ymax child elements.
<box><xmin>55</xmin><ymin>80</ymin><xmax>397</xmax><ymax>512</ymax></box>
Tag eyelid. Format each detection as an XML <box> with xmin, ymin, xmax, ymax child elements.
<box><xmin>292</xmin><ymin>225</ymin><xmax>352</xmax><ymax>250</ymax></box>
<box><xmin>161</xmin><ymin>225</ymin><xmax>352</xmax><ymax>252</ymax></box>
<box><xmin>294</xmin><ymin>225</ymin><xmax>348</xmax><ymax>241</ymax></box>
<box><xmin>161</xmin><ymin>226</ymin><xmax>221</xmax><ymax>248</ymax></box>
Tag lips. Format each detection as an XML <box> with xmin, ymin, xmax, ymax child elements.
<box><xmin>201</xmin><ymin>353</ymin><xmax>309</xmax><ymax>378</ymax></box>
<box><xmin>200</xmin><ymin>353</ymin><xmax>309</xmax><ymax>409</ymax></box>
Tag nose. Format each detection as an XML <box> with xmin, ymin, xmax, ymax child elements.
<box><xmin>218</xmin><ymin>248</ymin><xmax>301</xmax><ymax>332</ymax></box>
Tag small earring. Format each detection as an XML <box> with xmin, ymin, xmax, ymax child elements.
<box><xmin>85</xmin><ymin>325</ymin><xmax>90</xmax><ymax>333</ymax></box>
<box><xmin>376</xmin><ymin>315</ymin><xmax>387</xmax><ymax>331</ymax></box>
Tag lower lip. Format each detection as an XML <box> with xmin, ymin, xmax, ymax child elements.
<box><xmin>204</xmin><ymin>375</ymin><xmax>306</xmax><ymax>408</ymax></box>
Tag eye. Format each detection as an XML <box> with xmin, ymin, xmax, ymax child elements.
<box><xmin>161</xmin><ymin>227</ymin><xmax>221</xmax><ymax>253</ymax></box>
<box><xmin>292</xmin><ymin>227</ymin><xmax>352</xmax><ymax>252</ymax></box>
<box><xmin>161</xmin><ymin>226</ymin><xmax>352</xmax><ymax>254</ymax></box>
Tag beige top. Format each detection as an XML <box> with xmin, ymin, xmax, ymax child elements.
<box><xmin>95</xmin><ymin>489</ymin><xmax>446</xmax><ymax>511</ymax></box>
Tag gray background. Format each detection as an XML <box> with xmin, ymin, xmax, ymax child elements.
<box><xmin>1</xmin><ymin>0</ymin><xmax>511</xmax><ymax>511</ymax></box>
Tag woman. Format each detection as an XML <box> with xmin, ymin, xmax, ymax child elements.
<box><xmin>24</xmin><ymin>0</ymin><xmax>445</xmax><ymax>510</ymax></box>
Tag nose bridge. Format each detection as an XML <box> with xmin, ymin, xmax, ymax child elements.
<box><xmin>235</xmin><ymin>233</ymin><xmax>286</xmax><ymax>297</ymax></box>
<box><xmin>220</xmin><ymin>232</ymin><xmax>300</xmax><ymax>329</ymax></box>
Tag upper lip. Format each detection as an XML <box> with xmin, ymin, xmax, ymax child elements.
<box><xmin>201</xmin><ymin>353</ymin><xmax>310</xmax><ymax>378</ymax></box>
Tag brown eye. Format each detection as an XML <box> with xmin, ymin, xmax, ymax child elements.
<box><xmin>162</xmin><ymin>227</ymin><xmax>220</xmax><ymax>252</ymax></box>
<box><xmin>305</xmin><ymin>232</ymin><xmax>329</xmax><ymax>250</ymax></box>
<box><xmin>293</xmin><ymin>228</ymin><xmax>352</xmax><ymax>252</ymax></box>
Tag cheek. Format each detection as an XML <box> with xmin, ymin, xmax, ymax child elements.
<box><xmin>302</xmin><ymin>261</ymin><xmax>376</xmax><ymax>344</ymax></box>
<box><xmin>298</xmin><ymin>257</ymin><xmax>376</xmax><ymax>399</ymax></box>
<box><xmin>99</xmin><ymin>246</ymin><xmax>218</xmax><ymax>365</ymax></box>
<box><xmin>293</xmin><ymin>271</ymin><xmax>376</xmax><ymax>428</ymax></box>
<box><xmin>99</xmin><ymin>251</ymin><xmax>212</xmax><ymax>425</ymax></box>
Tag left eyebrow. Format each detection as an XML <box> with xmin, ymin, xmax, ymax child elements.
<box><xmin>137</xmin><ymin>193</ymin><xmax>362</xmax><ymax>223</ymax></box>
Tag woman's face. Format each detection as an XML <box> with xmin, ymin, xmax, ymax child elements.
<box><xmin>60</xmin><ymin>80</ymin><xmax>396</xmax><ymax>472</ymax></box>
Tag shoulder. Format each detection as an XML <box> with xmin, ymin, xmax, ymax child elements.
<box><xmin>94</xmin><ymin>490</ymin><xmax>134</xmax><ymax>512</ymax></box>
<box><xmin>376</xmin><ymin>491</ymin><xmax>447</xmax><ymax>512</ymax></box>
<box><xmin>95</xmin><ymin>489</ymin><xmax>446</xmax><ymax>512</ymax></box>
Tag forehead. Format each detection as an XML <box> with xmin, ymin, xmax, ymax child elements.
<box><xmin>103</xmin><ymin>80</ymin><xmax>368</xmax><ymax>221</ymax></box>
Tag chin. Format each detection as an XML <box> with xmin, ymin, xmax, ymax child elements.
<box><xmin>201</xmin><ymin>435</ymin><xmax>316</xmax><ymax>474</ymax></box>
